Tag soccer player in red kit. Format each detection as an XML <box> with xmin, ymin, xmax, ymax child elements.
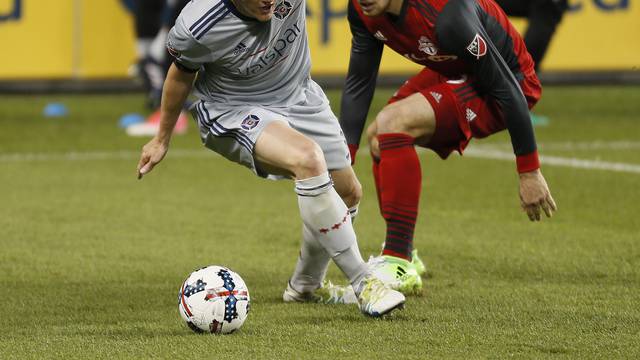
<box><xmin>339</xmin><ymin>0</ymin><xmax>557</xmax><ymax>294</ymax></box>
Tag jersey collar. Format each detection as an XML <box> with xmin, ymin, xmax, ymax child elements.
<box><xmin>223</xmin><ymin>0</ymin><xmax>261</xmax><ymax>22</ymax></box>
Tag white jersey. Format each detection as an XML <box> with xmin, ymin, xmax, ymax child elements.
<box><xmin>167</xmin><ymin>0</ymin><xmax>312</xmax><ymax>107</ymax></box>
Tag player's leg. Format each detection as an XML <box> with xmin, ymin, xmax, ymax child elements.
<box><xmin>282</xmin><ymin>86</ymin><xmax>363</xmax><ymax>298</ymax></box>
<box><xmin>364</xmin><ymin>92</ymin><xmax>434</xmax><ymax>294</ymax></box>
<box><xmin>282</xmin><ymin>166</ymin><xmax>363</xmax><ymax>304</ymax></box>
<box><xmin>284</xmin><ymin>166</ymin><xmax>362</xmax><ymax>304</ymax></box>
<box><xmin>494</xmin><ymin>0</ymin><xmax>530</xmax><ymax>18</ymax></box>
<box><xmin>524</xmin><ymin>0</ymin><xmax>568</xmax><ymax>70</ymax></box>
<box><xmin>255</xmin><ymin>121</ymin><xmax>404</xmax><ymax>315</ymax></box>
<box><xmin>330</xmin><ymin>166</ymin><xmax>362</xmax><ymax>221</ymax></box>
<box><xmin>133</xmin><ymin>0</ymin><xmax>166</xmax><ymax>109</ymax></box>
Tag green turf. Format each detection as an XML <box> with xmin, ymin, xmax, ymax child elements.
<box><xmin>1</xmin><ymin>87</ymin><xmax>639</xmax><ymax>359</ymax></box>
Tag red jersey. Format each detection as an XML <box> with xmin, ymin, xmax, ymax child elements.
<box><xmin>342</xmin><ymin>0</ymin><xmax>542</xmax><ymax>159</ymax></box>
<box><xmin>351</xmin><ymin>0</ymin><xmax>537</xmax><ymax>96</ymax></box>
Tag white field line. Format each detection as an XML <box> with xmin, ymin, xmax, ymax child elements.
<box><xmin>0</xmin><ymin>149</ymin><xmax>211</xmax><ymax>162</ymax></box>
<box><xmin>0</xmin><ymin>144</ymin><xmax>638</xmax><ymax>174</ymax></box>
<box><xmin>462</xmin><ymin>148</ymin><xmax>640</xmax><ymax>174</ymax></box>
<box><xmin>480</xmin><ymin>140</ymin><xmax>640</xmax><ymax>151</ymax></box>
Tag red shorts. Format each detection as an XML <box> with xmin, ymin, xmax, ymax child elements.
<box><xmin>388</xmin><ymin>68</ymin><xmax>541</xmax><ymax>159</ymax></box>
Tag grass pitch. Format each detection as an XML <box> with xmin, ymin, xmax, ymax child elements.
<box><xmin>0</xmin><ymin>87</ymin><xmax>639</xmax><ymax>359</ymax></box>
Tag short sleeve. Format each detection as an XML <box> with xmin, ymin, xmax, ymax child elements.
<box><xmin>166</xmin><ymin>17</ymin><xmax>212</xmax><ymax>71</ymax></box>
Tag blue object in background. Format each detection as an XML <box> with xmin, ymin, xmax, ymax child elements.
<box><xmin>119</xmin><ymin>113</ymin><xmax>145</xmax><ymax>128</ymax></box>
<box><xmin>43</xmin><ymin>103</ymin><xmax>69</xmax><ymax>118</ymax></box>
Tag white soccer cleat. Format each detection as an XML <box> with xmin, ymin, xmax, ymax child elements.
<box><xmin>356</xmin><ymin>276</ymin><xmax>406</xmax><ymax>317</ymax></box>
<box><xmin>283</xmin><ymin>281</ymin><xmax>357</xmax><ymax>304</ymax></box>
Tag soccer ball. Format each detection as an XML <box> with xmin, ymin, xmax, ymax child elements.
<box><xmin>178</xmin><ymin>265</ymin><xmax>250</xmax><ymax>334</ymax></box>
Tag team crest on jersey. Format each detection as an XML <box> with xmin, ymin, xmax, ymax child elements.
<box><xmin>466</xmin><ymin>34</ymin><xmax>487</xmax><ymax>59</ymax></box>
<box><xmin>374</xmin><ymin>31</ymin><xmax>387</xmax><ymax>42</ymax></box>
<box><xmin>241</xmin><ymin>114</ymin><xmax>260</xmax><ymax>130</ymax></box>
<box><xmin>274</xmin><ymin>0</ymin><xmax>292</xmax><ymax>19</ymax></box>
<box><xmin>418</xmin><ymin>36</ymin><xmax>437</xmax><ymax>56</ymax></box>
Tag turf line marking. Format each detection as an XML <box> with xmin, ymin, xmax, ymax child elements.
<box><xmin>0</xmin><ymin>149</ymin><xmax>212</xmax><ymax>162</ymax></box>
<box><xmin>1</xmin><ymin>147</ymin><xmax>639</xmax><ymax>174</ymax></box>
<box><xmin>476</xmin><ymin>140</ymin><xmax>640</xmax><ymax>151</ymax></box>
<box><xmin>463</xmin><ymin>148</ymin><xmax>640</xmax><ymax>174</ymax></box>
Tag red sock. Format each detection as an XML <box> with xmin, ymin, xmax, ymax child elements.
<box><xmin>377</xmin><ymin>133</ymin><xmax>421</xmax><ymax>260</ymax></box>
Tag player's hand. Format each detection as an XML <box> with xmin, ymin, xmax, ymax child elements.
<box><xmin>137</xmin><ymin>137</ymin><xmax>169</xmax><ymax>179</ymax></box>
<box><xmin>518</xmin><ymin>169</ymin><xmax>557</xmax><ymax>221</ymax></box>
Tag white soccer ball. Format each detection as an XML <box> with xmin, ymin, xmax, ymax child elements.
<box><xmin>178</xmin><ymin>265</ymin><xmax>250</xmax><ymax>334</ymax></box>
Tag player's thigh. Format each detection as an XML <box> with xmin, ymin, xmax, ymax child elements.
<box><xmin>330</xmin><ymin>166</ymin><xmax>362</xmax><ymax>208</ymax></box>
<box><xmin>254</xmin><ymin>121</ymin><xmax>326</xmax><ymax>179</ymax></box>
<box><xmin>376</xmin><ymin>92</ymin><xmax>436</xmax><ymax>141</ymax></box>
<box><xmin>285</xmin><ymin>82</ymin><xmax>352</xmax><ymax>173</ymax></box>
<box><xmin>193</xmin><ymin>102</ymin><xmax>323</xmax><ymax>179</ymax></box>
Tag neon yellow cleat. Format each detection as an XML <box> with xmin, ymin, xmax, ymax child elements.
<box><xmin>368</xmin><ymin>255</ymin><xmax>423</xmax><ymax>295</ymax></box>
<box><xmin>411</xmin><ymin>249</ymin><xmax>426</xmax><ymax>277</ymax></box>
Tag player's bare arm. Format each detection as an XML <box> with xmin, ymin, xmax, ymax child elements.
<box><xmin>137</xmin><ymin>63</ymin><xmax>196</xmax><ymax>179</ymax></box>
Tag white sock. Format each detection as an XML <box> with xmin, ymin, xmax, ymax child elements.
<box><xmin>295</xmin><ymin>172</ymin><xmax>368</xmax><ymax>288</ymax></box>
<box><xmin>150</xmin><ymin>28</ymin><xmax>169</xmax><ymax>63</ymax></box>
<box><xmin>289</xmin><ymin>224</ymin><xmax>330</xmax><ymax>293</ymax></box>
<box><xmin>136</xmin><ymin>39</ymin><xmax>152</xmax><ymax>59</ymax></box>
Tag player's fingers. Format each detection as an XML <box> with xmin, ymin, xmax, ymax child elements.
<box><xmin>139</xmin><ymin>161</ymin><xmax>155</xmax><ymax>177</ymax></box>
<box><xmin>525</xmin><ymin>206</ymin><xmax>535</xmax><ymax>221</ymax></box>
<box><xmin>137</xmin><ymin>153</ymin><xmax>148</xmax><ymax>172</ymax></box>
<box><xmin>137</xmin><ymin>154</ymin><xmax>151</xmax><ymax>179</ymax></box>
<box><xmin>540</xmin><ymin>199</ymin><xmax>552</xmax><ymax>218</ymax></box>
<box><xmin>547</xmin><ymin>194</ymin><xmax>557</xmax><ymax>211</ymax></box>
<box><xmin>530</xmin><ymin>204</ymin><xmax>541</xmax><ymax>221</ymax></box>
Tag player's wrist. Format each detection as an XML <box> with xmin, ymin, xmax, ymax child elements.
<box><xmin>516</xmin><ymin>150</ymin><xmax>540</xmax><ymax>174</ymax></box>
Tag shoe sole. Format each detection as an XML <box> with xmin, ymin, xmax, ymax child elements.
<box><xmin>362</xmin><ymin>300</ymin><xmax>405</xmax><ymax>318</ymax></box>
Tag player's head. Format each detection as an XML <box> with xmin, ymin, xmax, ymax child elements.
<box><xmin>358</xmin><ymin>0</ymin><xmax>395</xmax><ymax>16</ymax></box>
<box><xmin>232</xmin><ymin>0</ymin><xmax>276</xmax><ymax>22</ymax></box>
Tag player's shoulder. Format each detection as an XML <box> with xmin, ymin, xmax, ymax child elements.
<box><xmin>177</xmin><ymin>0</ymin><xmax>240</xmax><ymax>42</ymax></box>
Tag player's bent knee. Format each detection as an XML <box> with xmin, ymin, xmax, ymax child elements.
<box><xmin>375</xmin><ymin>106</ymin><xmax>409</xmax><ymax>135</ymax></box>
<box><xmin>369</xmin><ymin>136</ymin><xmax>380</xmax><ymax>159</ymax></box>
<box><xmin>366</xmin><ymin>123</ymin><xmax>381</xmax><ymax>159</ymax></box>
<box><xmin>290</xmin><ymin>141</ymin><xmax>326</xmax><ymax>179</ymax></box>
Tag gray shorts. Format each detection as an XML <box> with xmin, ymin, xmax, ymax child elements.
<box><xmin>191</xmin><ymin>81</ymin><xmax>350</xmax><ymax>178</ymax></box>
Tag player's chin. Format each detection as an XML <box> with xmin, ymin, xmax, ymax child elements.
<box><xmin>361</xmin><ymin>6</ymin><xmax>383</xmax><ymax>16</ymax></box>
<box><xmin>255</xmin><ymin>11</ymin><xmax>274</xmax><ymax>22</ymax></box>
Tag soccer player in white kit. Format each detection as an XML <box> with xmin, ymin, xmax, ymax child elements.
<box><xmin>136</xmin><ymin>0</ymin><xmax>405</xmax><ymax>317</ymax></box>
